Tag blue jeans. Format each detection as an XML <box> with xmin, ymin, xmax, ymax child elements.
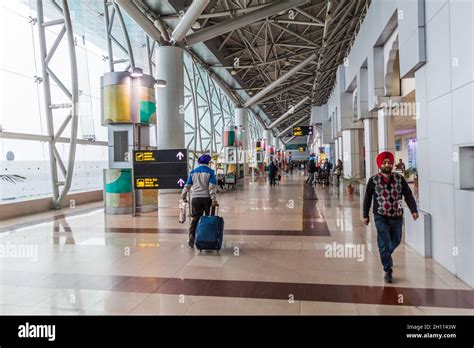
<box><xmin>374</xmin><ymin>214</ymin><xmax>404</xmax><ymax>272</ymax></box>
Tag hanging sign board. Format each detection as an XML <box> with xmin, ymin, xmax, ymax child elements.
<box><xmin>133</xmin><ymin>149</ymin><xmax>188</xmax><ymax>189</ymax></box>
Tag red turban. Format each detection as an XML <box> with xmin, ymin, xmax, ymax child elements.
<box><xmin>376</xmin><ymin>151</ymin><xmax>394</xmax><ymax>168</ymax></box>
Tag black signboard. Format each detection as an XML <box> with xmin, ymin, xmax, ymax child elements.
<box><xmin>292</xmin><ymin>126</ymin><xmax>313</xmax><ymax>136</ymax></box>
<box><xmin>133</xmin><ymin>149</ymin><xmax>188</xmax><ymax>189</ymax></box>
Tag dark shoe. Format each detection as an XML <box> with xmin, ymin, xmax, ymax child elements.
<box><xmin>188</xmin><ymin>240</ymin><xmax>194</xmax><ymax>248</ymax></box>
<box><xmin>384</xmin><ymin>270</ymin><xmax>393</xmax><ymax>283</ymax></box>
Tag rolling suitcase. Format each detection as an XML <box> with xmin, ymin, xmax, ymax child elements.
<box><xmin>195</xmin><ymin>205</ymin><xmax>224</xmax><ymax>252</ymax></box>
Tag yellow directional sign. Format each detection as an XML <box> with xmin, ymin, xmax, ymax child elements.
<box><xmin>133</xmin><ymin>149</ymin><xmax>188</xmax><ymax>190</ymax></box>
<box><xmin>135</xmin><ymin>151</ymin><xmax>156</xmax><ymax>162</ymax></box>
<box><xmin>135</xmin><ymin>178</ymin><xmax>159</xmax><ymax>188</ymax></box>
<box><xmin>292</xmin><ymin>126</ymin><xmax>313</xmax><ymax>136</ymax></box>
<box><xmin>293</xmin><ymin>126</ymin><xmax>303</xmax><ymax>136</ymax></box>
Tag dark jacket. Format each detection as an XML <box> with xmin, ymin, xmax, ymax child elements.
<box><xmin>267</xmin><ymin>163</ymin><xmax>278</xmax><ymax>176</ymax></box>
<box><xmin>363</xmin><ymin>172</ymin><xmax>418</xmax><ymax>218</ymax></box>
<box><xmin>323</xmin><ymin>162</ymin><xmax>332</xmax><ymax>173</ymax></box>
<box><xmin>308</xmin><ymin>160</ymin><xmax>317</xmax><ymax>173</ymax></box>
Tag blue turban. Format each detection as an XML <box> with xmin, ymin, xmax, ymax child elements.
<box><xmin>198</xmin><ymin>154</ymin><xmax>211</xmax><ymax>164</ymax></box>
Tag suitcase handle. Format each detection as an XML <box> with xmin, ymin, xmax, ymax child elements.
<box><xmin>211</xmin><ymin>204</ymin><xmax>219</xmax><ymax>216</ymax></box>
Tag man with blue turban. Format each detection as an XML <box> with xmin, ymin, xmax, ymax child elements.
<box><xmin>181</xmin><ymin>153</ymin><xmax>218</xmax><ymax>248</ymax></box>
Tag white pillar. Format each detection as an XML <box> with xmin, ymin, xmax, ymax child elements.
<box><xmin>342</xmin><ymin>129</ymin><xmax>364</xmax><ymax>179</ymax></box>
<box><xmin>156</xmin><ymin>46</ymin><xmax>184</xmax><ymax>196</ymax></box>
<box><xmin>276</xmin><ymin>138</ymin><xmax>283</xmax><ymax>151</ymax></box>
<box><xmin>337</xmin><ymin>137</ymin><xmax>343</xmax><ymax>162</ymax></box>
<box><xmin>377</xmin><ymin>108</ymin><xmax>395</xmax><ymax>153</ymax></box>
<box><xmin>263</xmin><ymin>129</ymin><xmax>272</xmax><ymax>146</ymax></box>
<box><xmin>235</xmin><ymin>107</ymin><xmax>249</xmax><ymax>176</ymax></box>
<box><xmin>156</xmin><ymin>46</ymin><xmax>184</xmax><ymax>149</ymax></box>
<box><xmin>364</xmin><ymin>117</ymin><xmax>379</xmax><ymax>178</ymax></box>
<box><xmin>263</xmin><ymin>129</ymin><xmax>272</xmax><ymax>162</ymax></box>
<box><xmin>272</xmin><ymin>135</ymin><xmax>278</xmax><ymax>148</ymax></box>
<box><xmin>330</xmin><ymin>143</ymin><xmax>336</xmax><ymax>163</ymax></box>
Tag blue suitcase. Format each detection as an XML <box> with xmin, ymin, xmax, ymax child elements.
<box><xmin>195</xmin><ymin>206</ymin><xmax>224</xmax><ymax>252</ymax></box>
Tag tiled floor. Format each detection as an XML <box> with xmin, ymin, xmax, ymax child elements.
<box><xmin>0</xmin><ymin>171</ymin><xmax>473</xmax><ymax>315</ymax></box>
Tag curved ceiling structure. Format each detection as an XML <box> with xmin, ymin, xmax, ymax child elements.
<box><xmin>141</xmin><ymin>0</ymin><xmax>370</xmax><ymax>135</ymax></box>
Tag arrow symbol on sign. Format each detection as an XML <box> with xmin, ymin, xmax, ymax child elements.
<box><xmin>177</xmin><ymin>178</ymin><xmax>185</xmax><ymax>187</ymax></box>
<box><xmin>176</xmin><ymin>152</ymin><xmax>184</xmax><ymax>160</ymax></box>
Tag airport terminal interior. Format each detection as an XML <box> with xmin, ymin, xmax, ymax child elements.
<box><xmin>0</xmin><ymin>0</ymin><xmax>474</xmax><ymax>316</ymax></box>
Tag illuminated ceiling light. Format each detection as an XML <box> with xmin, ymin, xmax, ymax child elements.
<box><xmin>192</xmin><ymin>21</ymin><xmax>201</xmax><ymax>30</ymax></box>
<box><xmin>130</xmin><ymin>67</ymin><xmax>143</xmax><ymax>78</ymax></box>
<box><xmin>230</xmin><ymin>69</ymin><xmax>238</xmax><ymax>75</ymax></box>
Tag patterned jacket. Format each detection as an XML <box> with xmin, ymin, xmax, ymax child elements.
<box><xmin>363</xmin><ymin>172</ymin><xmax>418</xmax><ymax>218</ymax></box>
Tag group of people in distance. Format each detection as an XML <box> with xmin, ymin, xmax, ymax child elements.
<box><xmin>305</xmin><ymin>154</ymin><xmax>337</xmax><ymax>186</ymax></box>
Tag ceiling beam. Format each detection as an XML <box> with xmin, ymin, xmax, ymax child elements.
<box><xmin>244</xmin><ymin>52</ymin><xmax>316</xmax><ymax>107</ymax></box>
<box><xmin>269</xmin><ymin>19</ymin><xmax>324</xmax><ymax>27</ymax></box>
<box><xmin>171</xmin><ymin>0</ymin><xmax>210</xmax><ymax>44</ymax></box>
<box><xmin>257</xmin><ymin>75</ymin><xmax>314</xmax><ymax>104</ymax></box>
<box><xmin>268</xmin><ymin>95</ymin><xmax>310</xmax><ymax>129</ymax></box>
<box><xmin>269</xmin><ymin>21</ymin><xmax>318</xmax><ymax>46</ymax></box>
<box><xmin>185</xmin><ymin>0</ymin><xmax>309</xmax><ymax>46</ymax></box>
<box><xmin>115</xmin><ymin>0</ymin><xmax>164</xmax><ymax>43</ymax></box>
<box><xmin>160</xmin><ymin>3</ymin><xmax>273</xmax><ymax>19</ymax></box>
<box><xmin>293</xmin><ymin>7</ymin><xmax>325</xmax><ymax>25</ymax></box>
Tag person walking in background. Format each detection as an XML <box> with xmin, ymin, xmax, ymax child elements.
<box><xmin>306</xmin><ymin>154</ymin><xmax>317</xmax><ymax>185</ymax></box>
<box><xmin>181</xmin><ymin>154</ymin><xmax>219</xmax><ymax>248</ymax></box>
<box><xmin>334</xmin><ymin>159</ymin><xmax>343</xmax><ymax>186</ymax></box>
<box><xmin>395</xmin><ymin>159</ymin><xmax>406</xmax><ymax>173</ymax></box>
<box><xmin>320</xmin><ymin>158</ymin><xmax>332</xmax><ymax>185</ymax></box>
<box><xmin>363</xmin><ymin>151</ymin><xmax>418</xmax><ymax>283</ymax></box>
<box><xmin>267</xmin><ymin>161</ymin><xmax>278</xmax><ymax>186</ymax></box>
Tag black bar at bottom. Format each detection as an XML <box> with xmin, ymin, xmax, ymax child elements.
<box><xmin>0</xmin><ymin>315</ymin><xmax>473</xmax><ymax>346</ymax></box>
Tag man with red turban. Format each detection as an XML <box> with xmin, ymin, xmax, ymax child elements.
<box><xmin>363</xmin><ymin>151</ymin><xmax>418</xmax><ymax>283</ymax></box>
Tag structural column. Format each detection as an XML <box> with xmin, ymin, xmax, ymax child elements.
<box><xmin>235</xmin><ymin>107</ymin><xmax>249</xmax><ymax>177</ymax></box>
<box><xmin>364</xmin><ymin>117</ymin><xmax>379</xmax><ymax>178</ymax></box>
<box><xmin>156</xmin><ymin>46</ymin><xmax>184</xmax><ymax>149</ymax></box>
<box><xmin>334</xmin><ymin>137</ymin><xmax>340</xmax><ymax>162</ymax></box>
<box><xmin>377</xmin><ymin>108</ymin><xmax>395</xmax><ymax>154</ymax></box>
<box><xmin>342</xmin><ymin>129</ymin><xmax>364</xmax><ymax>179</ymax></box>
<box><xmin>275</xmin><ymin>137</ymin><xmax>283</xmax><ymax>151</ymax></box>
<box><xmin>337</xmin><ymin>137</ymin><xmax>343</xmax><ymax>162</ymax></box>
<box><xmin>263</xmin><ymin>129</ymin><xmax>272</xmax><ymax>162</ymax></box>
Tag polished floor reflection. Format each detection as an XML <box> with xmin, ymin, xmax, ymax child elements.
<box><xmin>0</xmin><ymin>171</ymin><xmax>473</xmax><ymax>315</ymax></box>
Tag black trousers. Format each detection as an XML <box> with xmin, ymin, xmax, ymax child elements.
<box><xmin>269</xmin><ymin>174</ymin><xmax>276</xmax><ymax>186</ymax></box>
<box><xmin>189</xmin><ymin>197</ymin><xmax>212</xmax><ymax>243</ymax></box>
